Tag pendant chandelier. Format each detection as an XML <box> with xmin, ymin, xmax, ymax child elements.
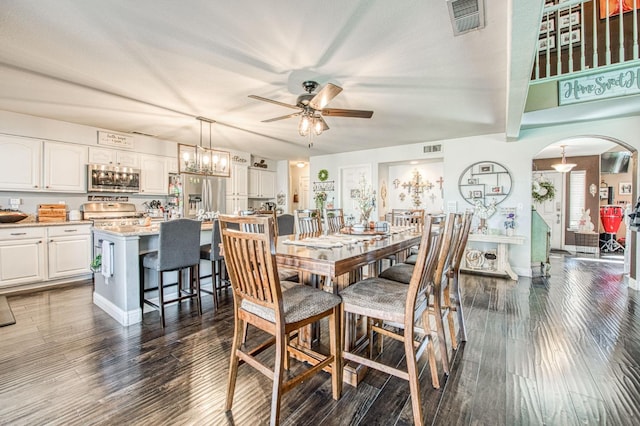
<box><xmin>551</xmin><ymin>145</ymin><xmax>576</xmax><ymax>173</ymax></box>
<box><xmin>178</xmin><ymin>117</ymin><xmax>230</xmax><ymax>177</ymax></box>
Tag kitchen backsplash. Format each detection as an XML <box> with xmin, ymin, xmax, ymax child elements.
<box><xmin>0</xmin><ymin>191</ymin><xmax>167</xmax><ymax>216</ymax></box>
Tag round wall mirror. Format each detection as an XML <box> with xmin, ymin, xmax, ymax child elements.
<box><xmin>458</xmin><ymin>161</ymin><xmax>512</xmax><ymax>206</ymax></box>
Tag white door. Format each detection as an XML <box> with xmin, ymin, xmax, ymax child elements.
<box><xmin>299</xmin><ymin>176</ymin><xmax>310</xmax><ymax>208</ymax></box>
<box><xmin>533</xmin><ymin>171</ymin><xmax>564</xmax><ymax>249</ymax></box>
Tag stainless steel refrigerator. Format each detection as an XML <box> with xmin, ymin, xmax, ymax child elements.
<box><xmin>168</xmin><ymin>174</ymin><xmax>226</xmax><ymax>218</ymax></box>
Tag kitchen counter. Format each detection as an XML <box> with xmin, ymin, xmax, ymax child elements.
<box><xmin>92</xmin><ymin>221</ymin><xmax>214</xmax><ymax>326</ymax></box>
<box><xmin>0</xmin><ymin>220</ymin><xmax>93</xmax><ymax>228</ymax></box>
<box><xmin>94</xmin><ymin>221</ymin><xmax>214</xmax><ymax>236</ymax></box>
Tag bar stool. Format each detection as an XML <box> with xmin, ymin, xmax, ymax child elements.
<box><xmin>141</xmin><ymin>219</ymin><xmax>202</xmax><ymax>328</ymax></box>
<box><xmin>200</xmin><ymin>219</ymin><xmax>230</xmax><ymax>310</ymax></box>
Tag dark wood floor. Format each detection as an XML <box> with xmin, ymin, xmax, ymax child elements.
<box><xmin>1</xmin><ymin>253</ymin><xmax>639</xmax><ymax>425</ymax></box>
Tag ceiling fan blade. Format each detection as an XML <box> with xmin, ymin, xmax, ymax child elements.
<box><xmin>248</xmin><ymin>95</ymin><xmax>299</xmax><ymax>110</ymax></box>
<box><xmin>321</xmin><ymin>108</ymin><xmax>374</xmax><ymax>119</ymax></box>
<box><xmin>309</xmin><ymin>83</ymin><xmax>343</xmax><ymax>110</ymax></box>
<box><xmin>262</xmin><ymin>112</ymin><xmax>301</xmax><ymax>123</ymax></box>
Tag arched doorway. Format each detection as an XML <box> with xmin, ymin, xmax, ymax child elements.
<box><xmin>532</xmin><ymin>136</ymin><xmax>637</xmax><ymax>263</ymax></box>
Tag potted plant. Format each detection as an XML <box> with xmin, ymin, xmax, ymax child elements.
<box><xmin>90</xmin><ymin>254</ymin><xmax>102</xmax><ymax>273</ymax></box>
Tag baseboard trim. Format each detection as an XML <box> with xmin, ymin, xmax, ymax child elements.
<box><xmin>93</xmin><ymin>292</ymin><xmax>142</xmax><ymax>326</ymax></box>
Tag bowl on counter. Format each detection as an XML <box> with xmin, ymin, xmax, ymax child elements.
<box><xmin>0</xmin><ymin>211</ymin><xmax>28</xmax><ymax>223</ymax></box>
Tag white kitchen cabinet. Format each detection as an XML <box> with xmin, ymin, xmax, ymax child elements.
<box><xmin>0</xmin><ymin>227</ymin><xmax>46</xmax><ymax>287</ymax></box>
<box><xmin>47</xmin><ymin>225</ymin><xmax>92</xmax><ymax>279</ymax></box>
<box><xmin>167</xmin><ymin>156</ymin><xmax>179</xmax><ymax>174</ymax></box>
<box><xmin>0</xmin><ymin>137</ymin><xmax>87</xmax><ymax>193</ymax></box>
<box><xmin>43</xmin><ymin>142</ymin><xmax>88</xmax><ymax>192</ymax></box>
<box><xmin>0</xmin><ymin>135</ymin><xmax>41</xmax><ymax>190</ymax></box>
<box><xmin>89</xmin><ymin>146</ymin><xmax>140</xmax><ymax>168</ymax></box>
<box><xmin>226</xmin><ymin>163</ymin><xmax>248</xmax><ymax>196</ymax></box>
<box><xmin>225</xmin><ymin>195</ymin><xmax>248</xmax><ymax>214</ymax></box>
<box><xmin>139</xmin><ymin>154</ymin><xmax>168</xmax><ymax>195</ymax></box>
<box><xmin>248</xmin><ymin>168</ymin><xmax>276</xmax><ymax>198</ymax></box>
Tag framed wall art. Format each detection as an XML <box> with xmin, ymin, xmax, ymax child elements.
<box><xmin>619</xmin><ymin>182</ymin><xmax>632</xmax><ymax>195</ymax></box>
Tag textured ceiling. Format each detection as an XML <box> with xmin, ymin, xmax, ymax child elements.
<box><xmin>0</xmin><ymin>0</ymin><xmax>542</xmax><ymax>161</ymax></box>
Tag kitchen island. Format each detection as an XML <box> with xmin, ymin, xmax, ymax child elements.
<box><xmin>92</xmin><ymin>222</ymin><xmax>213</xmax><ymax>326</ymax></box>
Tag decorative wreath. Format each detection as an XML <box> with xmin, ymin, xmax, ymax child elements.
<box><xmin>532</xmin><ymin>180</ymin><xmax>556</xmax><ymax>203</ymax></box>
<box><xmin>318</xmin><ymin>169</ymin><xmax>329</xmax><ymax>182</ymax></box>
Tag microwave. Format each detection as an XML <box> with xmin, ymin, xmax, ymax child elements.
<box><xmin>88</xmin><ymin>164</ymin><xmax>141</xmax><ymax>193</ymax></box>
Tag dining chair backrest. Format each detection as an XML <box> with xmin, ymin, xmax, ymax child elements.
<box><xmin>392</xmin><ymin>209</ymin><xmax>425</xmax><ymax>232</ymax></box>
<box><xmin>256</xmin><ymin>209</ymin><xmax>279</xmax><ymax>236</ymax></box>
<box><xmin>323</xmin><ymin>208</ymin><xmax>345</xmax><ymax>233</ymax></box>
<box><xmin>431</xmin><ymin>213</ymin><xmax>461</xmax><ymax>296</ymax></box>
<box><xmin>218</xmin><ymin>214</ymin><xmax>284</xmax><ymax>318</ymax></box>
<box><xmin>157</xmin><ymin>218</ymin><xmax>202</xmax><ymax>271</ymax></box>
<box><xmin>449</xmin><ymin>211</ymin><xmax>473</xmax><ymax>278</ymax></box>
<box><xmin>239</xmin><ymin>209</ymin><xmax>277</xmax><ymax>235</ymax></box>
<box><xmin>294</xmin><ymin>209</ymin><xmax>322</xmax><ymax>234</ymax></box>
<box><xmin>403</xmin><ymin>215</ymin><xmax>443</xmax><ymax>332</ymax></box>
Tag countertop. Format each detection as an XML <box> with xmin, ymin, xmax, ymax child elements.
<box><xmin>93</xmin><ymin>221</ymin><xmax>215</xmax><ymax>236</ymax></box>
<box><xmin>0</xmin><ymin>220</ymin><xmax>93</xmax><ymax>229</ymax></box>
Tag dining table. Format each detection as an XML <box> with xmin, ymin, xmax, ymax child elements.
<box><xmin>274</xmin><ymin>226</ymin><xmax>422</xmax><ymax>385</ymax></box>
<box><xmin>275</xmin><ymin>227</ymin><xmax>421</xmax><ymax>294</ymax></box>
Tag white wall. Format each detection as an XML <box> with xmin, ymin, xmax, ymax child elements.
<box><xmin>311</xmin><ymin>115</ymin><xmax>640</xmax><ymax>277</ymax></box>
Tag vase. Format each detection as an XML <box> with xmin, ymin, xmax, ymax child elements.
<box><xmin>506</xmin><ymin>228</ymin><xmax>514</xmax><ymax>237</ymax></box>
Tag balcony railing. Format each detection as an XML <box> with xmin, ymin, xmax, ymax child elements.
<box><xmin>533</xmin><ymin>0</ymin><xmax>639</xmax><ymax>81</ymax></box>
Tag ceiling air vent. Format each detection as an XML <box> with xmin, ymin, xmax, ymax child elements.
<box><xmin>424</xmin><ymin>144</ymin><xmax>442</xmax><ymax>153</ymax></box>
<box><xmin>447</xmin><ymin>0</ymin><xmax>485</xmax><ymax>36</ymax></box>
<box><xmin>131</xmin><ymin>131</ymin><xmax>155</xmax><ymax>137</ymax></box>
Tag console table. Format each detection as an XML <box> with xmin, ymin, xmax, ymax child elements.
<box><xmin>461</xmin><ymin>233</ymin><xmax>525</xmax><ymax>280</ymax></box>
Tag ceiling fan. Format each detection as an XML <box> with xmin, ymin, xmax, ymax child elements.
<box><xmin>249</xmin><ymin>81</ymin><xmax>374</xmax><ymax>139</ymax></box>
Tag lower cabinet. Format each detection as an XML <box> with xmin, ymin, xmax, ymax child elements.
<box><xmin>47</xmin><ymin>225</ymin><xmax>92</xmax><ymax>279</ymax></box>
<box><xmin>0</xmin><ymin>224</ymin><xmax>92</xmax><ymax>288</ymax></box>
<box><xmin>0</xmin><ymin>228</ymin><xmax>46</xmax><ymax>286</ymax></box>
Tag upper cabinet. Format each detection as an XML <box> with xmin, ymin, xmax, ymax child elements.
<box><xmin>248</xmin><ymin>168</ymin><xmax>276</xmax><ymax>199</ymax></box>
<box><xmin>43</xmin><ymin>142</ymin><xmax>88</xmax><ymax>192</ymax></box>
<box><xmin>0</xmin><ymin>135</ymin><xmax>87</xmax><ymax>192</ymax></box>
<box><xmin>0</xmin><ymin>135</ymin><xmax>41</xmax><ymax>190</ymax></box>
<box><xmin>139</xmin><ymin>154</ymin><xmax>168</xmax><ymax>195</ymax></box>
<box><xmin>226</xmin><ymin>163</ymin><xmax>248</xmax><ymax>196</ymax></box>
<box><xmin>88</xmin><ymin>146</ymin><xmax>140</xmax><ymax>168</ymax></box>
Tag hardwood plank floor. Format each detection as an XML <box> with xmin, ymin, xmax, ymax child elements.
<box><xmin>1</xmin><ymin>253</ymin><xmax>639</xmax><ymax>425</ymax></box>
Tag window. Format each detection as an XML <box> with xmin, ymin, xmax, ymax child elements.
<box><xmin>569</xmin><ymin>170</ymin><xmax>586</xmax><ymax>229</ymax></box>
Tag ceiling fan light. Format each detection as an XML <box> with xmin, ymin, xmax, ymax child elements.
<box><xmin>298</xmin><ymin>115</ymin><xmax>310</xmax><ymax>136</ymax></box>
<box><xmin>313</xmin><ymin>118</ymin><xmax>323</xmax><ymax>135</ymax></box>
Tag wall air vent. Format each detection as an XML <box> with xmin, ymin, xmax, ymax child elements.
<box><xmin>423</xmin><ymin>144</ymin><xmax>442</xmax><ymax>153</ymax></box>
<box><xmin>447</xmin><ymin>0</ymin><xmax>485</xmax><ymax>36</ymax></box>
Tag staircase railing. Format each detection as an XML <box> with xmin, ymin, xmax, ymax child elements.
<box><xmin>533</xmin><ymin>0</ymin><xmax>639</xmax><ymax>81</ymax></box>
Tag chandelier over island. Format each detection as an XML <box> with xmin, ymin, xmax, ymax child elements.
<box><xmin>178</xmin><ymin>117</ymin><xmax>231</xmax><ymax>177</ymax></box>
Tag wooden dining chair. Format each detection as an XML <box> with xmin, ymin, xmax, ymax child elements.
<box><xmin>339</xmin><ymin>216</ymin><xmax>445</xmax><ymax>426</ymax></box>
<box><xmin>391</xmin><ymin>209</ymin><xmax>425</xmax><ymax>230</ymax></box>
<box><xmin>441</xmin><ymin>211</ymin><xmax>473</xmax><ymax>349</ymax></box>
<box><xmin>219</xmin><ymin>214</ymin><xmax>342</xmax><ymax>426</ymax></box>
<box><xmin>323</xmin><ymin>208</ymin><xmax>345</xmax><ymax>233</ymax></box>
<box><xmin>377</xmin><ymin>212</ymin><xmax>470</xmax><ymax>373</ymax></box>
<box><xmin>294</xmin><ymin>208</ymin><xmax>322</xmax><ymax>234</ymax></box>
